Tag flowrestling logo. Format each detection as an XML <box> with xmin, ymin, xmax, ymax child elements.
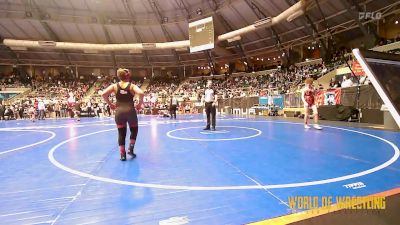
<box><xmin>343</xmin><ymin>182</ymin><xmax>366</xmax><ymax>190</ymax></box>
<box><xmin>359</xmin><ymin>12</ymin><xmax>382</xmax><ymax>20</ymax></box>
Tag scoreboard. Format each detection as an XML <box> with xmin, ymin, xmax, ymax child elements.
<box><xmin>189</xmin><ymin>16</ymin><xmax>214</xmax><ymax>53</ymax></box>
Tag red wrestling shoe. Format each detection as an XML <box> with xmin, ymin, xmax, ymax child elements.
<box><xmin>120</xmin><ymin>150</ymin><xmax>127</xmax><ymax>161</ymax></box>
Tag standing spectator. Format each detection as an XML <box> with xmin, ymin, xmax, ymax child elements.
<box><xmin>11</xmin><ymin>105</ymin><xmax>18</xmax><ymax>119</ymax></box>
<box><xmin>74</xmin><ymin>100</ymin><xmax>81</xmax><ymax>121</ymax></box>
<box><xmin>0</xmin><ymin>103</ymin><xmax>5</xmax><ymax>120</ymax></box>
<box><xmin>4</xmin><ymin>106</ymin><xmax>13</xmax><ymax>120</ymax></box>
<box><xmin>54</xmin><ymin>102</ymin><xmax>61</xmax><ymax>118</ymax></box>
<box><xmin>87</xmin><ymin>100</ymin><xmax>92</xmax><ymax>117</ymax></box>
<box><xmin>93</xmin><ymin>102</ymin><xmax>100</xmax><ymax>117</ymax></box>
<box><xmin>61</xmin><ymin>102</ymin><xmax>67</xmax><ymax>118</ymax></box>
<box><xmin>18</xmin><ymin>104</ymin><xmax>24</xmax><ymax>119</ymax></box>
<box><xmin>38</xmin><ymin>99</ymin><xmax>46</xmax><ymax>120</ymax></box>
<box><xmin>28</xmin><ymin>103</ymin><xmax>36</xmax><ymax>122</ymax></box>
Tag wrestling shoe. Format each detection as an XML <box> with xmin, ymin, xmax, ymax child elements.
<box><xmin>313</xmin><ymin>124</ymin><xmax>322</xmax><ymax>130</ymax></box>
<box><xmin>120</xmin><ymin>151</ymin><xmax>127</xmax><ymax>161</ymax></box>
<box><xmin>212</xmin><ymin>127</ymin><xmax>216</xmax><ymax>131</ymax></box>
<box><xmin>203</xmin><ymin>127</ymin><xmax>210</xmax><ymax>130</ymax></box>
<box><xmin>304</xmin><ymin>124</ymin><xmax>311</xmax><ymax>129</ymax></box>
<box><xmin>128</xmin><ymin>147</ymin><xmax>137</xmax><ymax>159</ymax></box>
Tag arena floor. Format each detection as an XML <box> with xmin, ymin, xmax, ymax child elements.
<box><xmin>0</xmin><ymin>115</ymin><xmax>399</xmax><ymax>225</ymax></box>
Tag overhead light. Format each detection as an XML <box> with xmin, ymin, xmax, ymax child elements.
<box><xmin>268</xmin><ymin>58</ymin><xmax>270</xmax><ymax>60</ymax></box>
<box><xmin>196</xmin><ymin>8</ymin><xmax>202</xmax><ymax>15</ymax></box>
<box><xmin>256</xmin><ymin>58</ymin><xmax>259</xmax><ymax>60</ymax></box>
<box><xmin>261</xmin><ymin>58</ymin><xmax>264</xmax><ymax>61</ymax></box>
<box><xmin>282</xmin><ymin>52</ymin><xmax>285</xmax><ymax>56</ymax></box>
<box><xmin>38</xmin><ymin>41</ymin><xmax>56</xmax><ymax>47</ymax></box>
<box><xmin>175</xmin><ymin>47</ymin><xmax>187</xmax><ymax>52</ymax></box>
<box><xmin>129</xmin><ymin>49</ymin><xmax>142</xmax><ymax>54</ymax></box>
<box><xmin>244</xmin><ymin>62</ymin><xmax>248</xmax><ymax>65</ymax></box>
<box><xmin>308</xmin><ymin>46</ymin><xmax>311</xmax><ymax>50</ymax></box>
<box><xmin>84</xmin><ymin>49</ymin><xmax>98</xmax><ymax>54</ymax></box>
<box><xmin>395</xmin><ymin>20</ymin><xmax>399</xmax><ymax>24</ymax></box>
<box><xmin>10</xmin><ymin>46</ymin><xmax>27</xmax><ymax>51</ymax></box>
<box><xmin>227</xmin><ymin>36</ymin><xmax>241</xmax><ymax>42</ymax></box>
<box><xmin>254</xmin><ymin>17</ymin><xmax>272</xmax><ymax>28</ymax></box>
<box><xmin>278</xmin><ymin>56</ymin><xmax>280</xmax><ymax>59</ymax></box>
<box><xmin>273</xmin><ymin>57</ymin><xmax>276</xmax><ymax>60</ymax></box>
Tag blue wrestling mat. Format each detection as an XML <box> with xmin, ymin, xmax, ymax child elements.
<box><xmin>0</xmin><ymin>115</ymin><xmax>399</xmax><ymax>224</ymax></box>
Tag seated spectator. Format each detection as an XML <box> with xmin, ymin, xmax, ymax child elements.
<box><xmin>341</xmin><ymin>75</ymin><xmax>354</xmax><ymax>88</ymax></box>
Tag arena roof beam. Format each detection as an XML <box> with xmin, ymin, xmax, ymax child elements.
<box><xmin>214</xmin><ymin>12</ymin><xmax>249</xmax><ymax>67</ymax></box>
<box><xmin>208</xmin><ymin>0</ymin><xmax>249</xmax><ymax>67</ymax></box>
<box><xmin>244</xmin><ymin>0</ymin><xmax>290</xmax><ymax>63</ymax></box>
<box><xmin>203</xmin><ymin>50</ymin><xmax>216</xmax><ymax>75</ymax></box>
<box><xmin>100</xmin><ymin>21</ymin><xmax>117</xmax><ymax>70</ymax></box>
<box><xmin>81</xmin><ymin>0</ymin><xmax>117</xmax><ymax>70</ymax></box>
<box><xmin>341</xmin><ymin>0</ymin><xmax>380</xmax><ymax>42</ymax></box>
<box><xmin>0</xmin><ymin>34</ymin><xmax>20</xmax><ymax>64</ymax></box>
<box><xmin>30</xmin><ymin>0</ymin><xmax>72</xmax><ymax>66</ymax></box>
<box><xmin>174</xmin><ymin>0</ymin><xmax>191</xmax><ymax>20</ymax></box>
<box><xmin>241</xmin><ymin>3</ymin><xmax>400</xmax><ymax>57</ymax></box>
<box><xmin>217</xmin><ymin>0</ymin><xmax>311</xmax><ymax>42</ymax></box>
<box><xmin>147</xmin><ymin>0</ymin><xmax>182</xmax><ymax>65</ymax></box>
<box><xmin>121</xmin><ymin>0</ymin><xmax>151</xmax><ymax>66</ymax></box>
<box><xmin>224</xmin><ymin>0</ymin><xmax>374</xmax><ymax>51</ymax></box>
<box><xmin>285</xmin><ymin>0</ymin><xmax>329</xmax><ymax>55</ymax></box>
<box><xmin>0</xmin><ymin>0</ymin><xmax>239</xmax><ymax>26</ymax></box>
<box><xmin>5</xmin><ymin>0</ymin><xmax>391</xmax><ymax>67</ymax></box>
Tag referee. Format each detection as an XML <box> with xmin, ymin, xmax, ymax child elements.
<box><xmin>202</xmin><ymin>80</ymin><xmax>218</xmax><ymax>131</ymax></box>
<box><xmin>169</xmin><ymin>95</ymin><xmax>178</xmax><ymax>119</ymax></box>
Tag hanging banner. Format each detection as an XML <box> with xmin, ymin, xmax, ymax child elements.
<box><xmin>351</xmin><ymin>60</ymin><xmax>365</xmax><ymax>76</ymax></box>
<box><xmin>316</xmin><ymin>89</ymin><xmax>342</xmax><ymax>106</ymax></box>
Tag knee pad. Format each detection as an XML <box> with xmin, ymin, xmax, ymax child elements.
<box><xmin>129</xmin><ymin>126</ymin><xmax>138</xmax><ymax>140</ymax></box>
<box><xmin>118</xmin><ymin>127</ymin><xmax>127</xmax><ymax>146</ymax></box>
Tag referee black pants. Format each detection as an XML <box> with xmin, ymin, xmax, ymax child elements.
<box><xmin>170</xmin><ymin>104</ymin><xmax>177</xmax><ymax>119</ymax></box>
<box><xmin>205</xmin><ymin>102</ymin><xmax>216</xmax><ymax>129</ymax></box>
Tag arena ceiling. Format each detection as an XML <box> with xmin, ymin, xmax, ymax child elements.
<box><xmin>0</xmin><ymin>0</ymin><xmax>399</xmax><ymax>68</ymax></box>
